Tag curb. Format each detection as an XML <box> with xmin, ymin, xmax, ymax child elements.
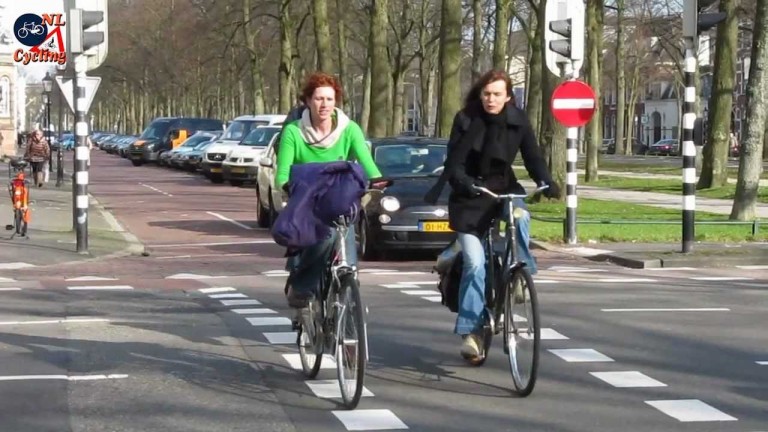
<box><xmin>88</xmin><ymin>193</ymin><xmax>146</xmax><ymax>259</ymax></box>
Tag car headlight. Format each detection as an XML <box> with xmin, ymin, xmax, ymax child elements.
<box><xmin>380</xmin><ymin>196</ymin><xmax>400</xmax><ymax>212</ymax></box>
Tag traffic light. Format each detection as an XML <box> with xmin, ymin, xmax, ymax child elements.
<box><xmin>66</xmin><ymin>0</ymin><xmax>108</xmax><ymax>71</ymax></box>
<box><xmin>683</xmin><ymin>0</ymin><xmax>727</xmax><ymax>38</ymax></box>
<box><xmin>543</xmin><ymin>0</ymin><xmax>584</xmax><ymax>77</ymax></box>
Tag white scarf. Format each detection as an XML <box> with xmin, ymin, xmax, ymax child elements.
<box><xmin>299</xmin><ymin>107</ymin><xmax>350</xmax><ymax>148</ymax></box>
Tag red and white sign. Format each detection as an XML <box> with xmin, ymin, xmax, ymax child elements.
<box><xmin>550</xmin><ymin>80</ymin><xmax>597</xmax><ymax>128</ymax></box>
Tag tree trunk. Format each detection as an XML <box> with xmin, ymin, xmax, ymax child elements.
<box><xmin>368</xmin><ymin>0</ymin><xmax>390</xmax><ymax>137</ymax></box>
<box><xmin>730</xmin><ymin>0</ymin><xmax>767</xmax><ymax>220</ymax></box>
<box><xmin>584</xmin><ymin>0</ymin><xmax>602</xmax><ymax>182</ymax></box>
<box><xmin>699</xmin><ymin>0</ymin><xmax>739</xmax><ymax>189</ymax></box>
<box><xmin>493</xmin><ymin>0</ymin><xmax>511</xmax><ymax>69</ymax></box>
<box><xmin>312</xmin><ymin>0</ymin><xmax>333</xmax><ymax>73</ymax></box>
<box><xmin>336</xmin><ymin>0</ymin><xmax>350</xmax><ymax>113</ymax></box>
<box><xmin>615</xmin><ymin>0</ymin><xmax>626</xmax><ymax>155</ymax></box>
<box><xmin>526</xmin><ymin>7</ymin><xmax>543</xmax><ymax>137</ymax></box>
<box><xmin>279</xmin><ymin>0</ymin><xmax>294</xmax><ymax>113</ymax></box>
<box><xmin>437</xmin><ymin>0</ymin><xmax>463</xmax><ymax>137</ymax></box>
<box><xmin>391</xmin><ymin>71</ymin><xmax>405</xmax><ymax>135</ymax></box>
<box><xmin>472</xmin><ymin>0</ymin><xmax>484</xmax><ymax>81</ymax></box>
<box><xmin>360</xmin><ymin>57</ymin><xmax>372</xmax><ymax>132</ymax></box>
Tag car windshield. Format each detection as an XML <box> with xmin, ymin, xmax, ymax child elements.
<box><xmin>374</xmin><ymin>143</ymin><xmax>447</xmax><ymax>177</ymax></box>
<box><xmin>180</xmin><ymin>135</ymin><xmax>212</xmax><ymax>147</ymax></box>
<box><xmin>139</xmin><ymin>121</ymin><xmax>171</xmax><ymax>140</ymax></box>
<box><xmin>222</xmin><ymin>120</ymin><xmax>269</xmax><ymax>141</ymax></box>
<box><xmin>240</xmin><ymin>127</ymin><xmax>279</xmax><ymax>147</ymax></box>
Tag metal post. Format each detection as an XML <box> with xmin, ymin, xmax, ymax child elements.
<box><xmin>56</xmin><ymin>69</ymin><xmax>65</xmax><ymax>187</ymax></box>
<box><xmin>682</xmin><ymin>37</ymin><xmax>697</xmax><ymax>253</ymax></box>
<box><xmin>73</xmin><ymin>57</ymin><xmax>89</xmax><ymax>253</ymax></box>
<box><xmin>46</xmin><ymin>97</ymin><xmax>52</xmax><ymax>172</ymax></box>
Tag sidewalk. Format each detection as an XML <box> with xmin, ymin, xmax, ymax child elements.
<box><xmin>589</xmin><ymin>169</ymin><xmax>768</xmax><ymax>187</ymax></box>
<box><xmin>0</xmin><ymin>157</ymin><xmax>143</xmax><ymax>270</ymax></box>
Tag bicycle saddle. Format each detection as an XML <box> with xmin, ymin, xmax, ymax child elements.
<box><xmin>10</xmin><ymin>159</ymin><xmax>28</xmax><ymax>169</ymax></box>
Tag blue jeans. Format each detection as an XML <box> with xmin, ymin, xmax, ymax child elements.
<box><xmin>452</xmin><ymin>198</ymin><xmax>536</xmax><ymax>335</ymax></box>
<box><xmin>286</xmin><ymin>225</ymin><xmax>357</xmax><ymax>298</ymax></box>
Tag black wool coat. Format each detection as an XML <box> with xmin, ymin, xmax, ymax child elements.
<box><xmin>445</xmin><ymin>104</ymin><xmax>552</xmax><ymax>236</ymax></box>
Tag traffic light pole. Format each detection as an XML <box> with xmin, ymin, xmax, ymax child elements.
<box><xmin>682</xmin><ymin>37</ymin><xmax>697</xmax><ymax>253</ymax></box>
<box><xmin>72</xmin><ymin>59</ymin><xmax>89</xmax><ymax>253</ymax></box>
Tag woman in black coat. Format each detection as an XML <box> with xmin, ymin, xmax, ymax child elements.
<box><xmin>427</xmin><ymin>69</ymin><xmax>559</xmax><ymax>362</ymax></box>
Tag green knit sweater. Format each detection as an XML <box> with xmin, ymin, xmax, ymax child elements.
<box><xmin>275</xmin><ymin>120</ymin><xmax>382</xmax><ymax>189</ymax></box>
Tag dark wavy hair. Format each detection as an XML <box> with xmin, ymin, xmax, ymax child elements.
<box><xmin>301</xmin><ymin>72</ymin><xmax>344</xmax><ymax>105</ymax></box>
<box><xmin>463</xmin><ymin>69</ymin><xmax>515</xmax><ymax>114</ymax></box>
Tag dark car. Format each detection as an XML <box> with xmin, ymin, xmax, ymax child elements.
<box><xmin>127</xmin><ymin>117</ymin><xmax>224</xmax><ymax>166</ymax></box>
<box><xmin>358</xmin><ymin>137</ymin><xmax>453</xmax><ymax>260</ymax></box>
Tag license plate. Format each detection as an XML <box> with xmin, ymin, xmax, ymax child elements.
<box><xmin>231</xmin><ymin>167</ymin><xmax>246</xmax><ymax>173</ymax></box>
<box><xmin>420</xmin><ymin>221</ymin><xmax>451</xmax><ymax>232</ymax></box>
<box><xmin>210</xmin><ymin>167</ymin><xmax>222</xmax><ymax>173</ymax></box>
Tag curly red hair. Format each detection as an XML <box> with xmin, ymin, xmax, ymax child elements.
<box><xmin>301</xmin><ymin>72</ymin><xmax>344</xmax><ymax>105</ymax></box>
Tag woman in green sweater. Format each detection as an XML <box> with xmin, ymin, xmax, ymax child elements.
<box><xmin>276</xmin><ymin>72</ymin><xmax>383</xmax><ymax>308</ymax></box>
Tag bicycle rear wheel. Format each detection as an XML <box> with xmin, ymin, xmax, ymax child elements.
<box><xmin>504</xmin><ymin>268</ymin><xmax>540</xmax><ymax>396</ymax></box>
<box><xmin>297</xmin><ymin>295</ymin><xmax>324</xmax><ymax>378</ymax></box>
<box><xmin>336</xmin><ymin>274</ymin><xmax>367</xmax><ymax>409</ymax></box>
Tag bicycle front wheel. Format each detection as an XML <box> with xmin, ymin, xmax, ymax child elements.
<box><xmin>14</xmin><ymin>209</ymin><xmax>23</xmax><ymax>235</ymax></box>
<box><xmin>336</xmin><ymin>274</ymin><xmax>367</xmax><ymax>409</ymax></box>
<box><xmin>504</xmin><ymin>268</ymin><xmax>540</xmax><ymax>397</ymax></box>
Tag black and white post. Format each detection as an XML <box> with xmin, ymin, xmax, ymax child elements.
<box><xmin>564</xmin><ymin>64</ymin><xmax>578</xmax><ymax>245</ymax></box>
<box><xmin>681</xmin><ymin>38</ymin><xmax>696</xmax><ymax>253</ymax></box>
<box><xmin>73</xmin><ymin>57</ymin><xmax>89</xmax><ymax>253</ymax></box>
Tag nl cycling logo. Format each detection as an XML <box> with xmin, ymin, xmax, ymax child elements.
<box><xmin>13</xmin><ymin>13</ymin><xmax>67</xmax><ymax>65</ymax></box>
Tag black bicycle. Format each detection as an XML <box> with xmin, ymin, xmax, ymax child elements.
<box><xmin>470</xmin><ymin>185</ymin><xmax>546</xmax><ymax>397</ymax></box>
<box><xmin>292</xmin><ymin>209</ymin><xmax>368</xmax><ymax>409</ymax></box>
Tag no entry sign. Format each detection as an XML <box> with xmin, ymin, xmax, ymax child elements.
<box><xmin>550</xmin><ymin>80</ymin><xmax>597</xmax><ymax>128</ymax></box>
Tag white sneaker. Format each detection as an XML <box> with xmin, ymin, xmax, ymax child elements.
<box><xmin>460</xmin><ymin>334</ymin><xmax>481</xmax><ymax>360</ymax></box>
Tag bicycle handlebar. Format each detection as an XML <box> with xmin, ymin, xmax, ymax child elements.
<box><xmin>474</xmin><ymin>184</ymin><xmax>549</xmax><ymax>200</ymax></box>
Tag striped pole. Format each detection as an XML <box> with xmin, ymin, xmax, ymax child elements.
<box><xmin>682</xmin><ymin>38</ymin><xmax>697</xmax><ymax>253</ymax></box>
<box><xmin>73</xmin><ymin>58</ymin><xmax>89</xmax><ymax>253</ymax></box>
<box><xmin>566</xmin><ymin>125</ymin><xmax>578</xmax><ymax>244</ymax></box>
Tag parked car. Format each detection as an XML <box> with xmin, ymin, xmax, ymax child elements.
<box><xmin>128</xmin><ymin>117</ymin><xmax>224</xmax><ymax>166</ymax></box>
<box><xmin>163</xmin><ymin>131</ymin><xmax>220</xmax><ymax>167</ymax></box>
<box><xmin>202</xmin><ymin>114</ymin><xmax>285</xmax><ymax>183</ymax></box>
<box><xmin>357</xmin><ymin>137</ymin><xmax>453</xmax><ymax>260</ymax></box>
<box><xmin>222</xmin><ymin>126</ymin><xmax>281</xmax><ymax>186</ymax></box>
<box><xmin>647</xmin><ymin>138</ymin><xmax>680</xmax><ymax>156</ymax></box>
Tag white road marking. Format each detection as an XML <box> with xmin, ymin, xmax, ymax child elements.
<box><xmin>548</xmin><ymin>349</ymin><xmax>614</xmax><ymax>362</ymax></box>
<box><xmin>421</xmin><ymin>296</ymin><xmax>442</xmax><ymax>303</ymax></box>
<box><xmin>553</xmin><ymin>268</ymin><xmax>607</xmax><ymax>273</ymax></box>
<box><xmin>0</xmin><ymin>374</ymin><xmax>128</xmax><ymax>382</ymax></box>
<box><xmin>756</xmin><ymin>361</ymin><xmax>768</xmax><ymax>365</ymax></box>
<box><xmin>246</xmin><ymin>317</ymin><xmax>292</xmax><ymax>326</ymax></box>
<box><xmin>645</xmin><ymin>399</ymin><xmax>737</xmax><ymax>422</ymax></box>
<box><xmin>165</xmin><ymin>273</ymin><xmax>228</xmax><ymax>279</ymax></box>
<box><xmin>67</xmin><ymin>285</ymin><xmax>134</xmax><ymax>290</ymax></box>
<box><xmin>198</xmin><ymin>287</ymin><xmax>236</xmax><ymax>293</ymax></box>
<box><xmin>534</xmin><ymin>279</ymin><xmax>560</xmax><ymax>284</ymax></box>
<box><xmin>737</xmin><ymin>265</ymin><xmax>768</xmax><ymax>270</ymax></box>
<box><xmin>537</xmin><ymin>329</ymin><xmax>569</xmax><ymax>340</ymax></box>
<box><xmin>208</xmin><ymin>293</ymin><xmax>248</xmax><ymax>299</ymax></box>
<box><xmin>602</xmin><ymin>308</ymin><xmax>730</xmax><ymax>312</ymax></box>
<box><xmin>400</xmin><ymin>290</ymin><xmax>439</xmax><ymax>296</ymax></box>
<box><xmin>231</xmin><ymin>308</ymin><xmax>277</xmax><ymax>314</ymax></box>
<box><xmin>263</xmin><ymin>270</ymin><xmax>289</xmax><ymax>274</ymax></box>
<box><xmin>0</xmin><ymin>277</ymin><xmax>18</xmax><ymax>282</ymax></box>
<box><xmin>0</xmin><ymin>288</ymin><xmax>22</xmax><ymax>291</ymax></box>
<box><xmin>597</xmin><ymin>278</ymin><xmax>658</xmax><ymax>283</ymax></box>
<box><xmin>734</xmin><ymin>282</ymin><xmax>768</xmax><ymax>288</ymax></box>
<box><xmin>206</xmin><ymin>211</ymin><xmax>254</xmax><ymax>230</ymax></box>
<box><xmin>359</xmin><ymin>269</ymin><xmax>397</xmax><ymax>273</ymax></box>
<box><xmin>689</xmin><ymin>276</ymin><xmax>753</xmax><ymax>281</ymax></box>
<box><xmin>590</xmin><ymin>371</ymin><xmax>667</xmax><ymax>388</ymax></box>
<box><xmin>380</xmin><ymin>284</ymin><xmax>424</xmax><ymax>289</ymax></box>
<box><xmin>332</xmin><ymin>409</ymin><xmax>409</xmax><ymax>431</ymax></box>
<box><xmin>220</xmin><ymin>299</ymin><xmax>262</xmax><ymax>306</ymax></box>
<box><xmin>282</xmin><ymin>353</ymin><xmax>336</xmax><ymax>370</ymax></box>
<box><xmin>0</xmin><ymin>318</ymin><xmax>110</xmax><ymax>326</ymax></box>
<box><xmin>263</xmin><ymin>332</ymin><xmax>297</xmax><ymax>344</ymax></box>
<box><xmin>139</xmin><ymin>182</ymin><xmax>173</xmax><ymax>197</ymax></box>
<box><xmin>0</xmin><ymin>262</ymin><xmax>35</xmax><ymax>270</ymax></box>
<box><xmin>65</xmin><ymin>276</ymin><xmax>118</xmax><ymax>281</ymax></box>
<box><xmin>306</xmin><ymin>380</ymin><xmax>374</xmax><ymax>398</ymax></box>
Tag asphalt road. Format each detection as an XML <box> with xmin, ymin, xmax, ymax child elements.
<box><xmin>0</xmin><ymin>150</ymin><xmax>765</xmax><ymax>431</ymax></box>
